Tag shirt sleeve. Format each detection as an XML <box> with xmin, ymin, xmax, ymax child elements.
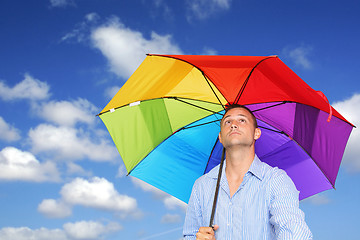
<box><xmin>183</xmin><ymin>179</ymin><xmax>203</xmax><ymax>240</ymax></box>
<box><xmin>269</xmin><ymin>169</ymin><xmax>313</xmax><ymax>240</ymax></box>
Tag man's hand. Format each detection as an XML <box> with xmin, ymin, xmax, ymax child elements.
<box><xmin>196</xmin><ymin>225</ymin><xmax>219</xmax><ymax>240</ymax></box>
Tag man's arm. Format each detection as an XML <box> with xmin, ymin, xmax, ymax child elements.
<box><xmin>184</xmin><ymin>179</ymin><xmax>220</xmax><ymax>240</ymax></box>
<box><xmin>183</xmin><ymin>181</ymin><xmax>203</xmax><ymax>240</ymax></box>
<box><xmin>184</xmin><ymin>193</ymin><xmax>219</xmax><ymax>240</ymax></box>
<box><xmin>269</xmin><ymin>170</ymin><xmax>313</xmax><ymax>239</ymax></box>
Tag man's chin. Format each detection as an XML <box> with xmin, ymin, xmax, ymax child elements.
<box><xmin>223</xmin><ymin>141</ymin><xmax>253</xmax><ymax>149</ymax></box>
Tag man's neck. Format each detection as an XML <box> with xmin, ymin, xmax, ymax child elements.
<box><xmin>226</xmin><ymin>146</ymin><xmax>254</xmax><ymax>174</ymax></box>
<box><xmin>225</xmin><ymin>147</ymin><xmax>255</xmax><ymax>197</ymax></box>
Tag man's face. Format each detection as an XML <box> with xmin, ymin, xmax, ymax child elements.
<box><xmin>219</xmin><ymin>107</ymin><xmax>261</xmax><ymax>149</ymax></box>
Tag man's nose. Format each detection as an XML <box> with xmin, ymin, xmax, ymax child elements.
<box><xmin>230</xmin><ymin>123</ymin><xmax>238</xmax><ymax>129</ymax></box>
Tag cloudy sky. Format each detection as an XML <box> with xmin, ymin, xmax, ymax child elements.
<box><xmin>0</xmin><ymin>0</ymin><xmax>359</xmax><ymax>239</ymax></box>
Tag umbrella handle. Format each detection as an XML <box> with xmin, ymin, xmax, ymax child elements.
<box><xmin>209</xmin><ymin>147</ymin><xmax>225</xmax><ymax>228</ymax></box>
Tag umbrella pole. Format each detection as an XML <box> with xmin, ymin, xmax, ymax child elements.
<box><xmin>209</xmin><ymin>147</ymin><xmax>226</xmax><ymax>228</ymax></box>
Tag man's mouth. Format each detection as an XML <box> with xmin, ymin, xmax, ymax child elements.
<box><xmin>229</xmin><ymin>131</ymin><xmax>241</xmax><ymax>136</ymax></box>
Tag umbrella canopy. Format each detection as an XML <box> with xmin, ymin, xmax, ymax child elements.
<box><xmin>98</xmin><ymin>54</ymin><xmax>354</xmax><ymax>203</ymax></box>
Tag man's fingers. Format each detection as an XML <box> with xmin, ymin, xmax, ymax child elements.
<box><xmin>196</xmin><ymin>226</ymin><xmax>216</xmax><ymax>240</ymax></box>
<box><xmin>199</xmin><ymin>226</ymin><xmax>214</xmax><ymax>234</ymax></box>
<box><xmin>212</xmin><ymin>225</ymin><xmax>219</xmax><ymax>231</ymax></box>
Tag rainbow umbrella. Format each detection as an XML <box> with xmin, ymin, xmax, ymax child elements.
<box><xmin>98</xmin><ymin>54</ymin><xmax>354</xmax><ymax>203</ymax></box>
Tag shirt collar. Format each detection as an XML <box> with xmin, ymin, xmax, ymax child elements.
<box><xmin>248</xmin><ymin>155</ymin><xmax>264</xmax><ymax>181</ymax></box>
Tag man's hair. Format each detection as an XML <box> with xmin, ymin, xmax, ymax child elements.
<box><xmin>221</xmin><ymin>104</ymin><xmax>258</xmax><ymax>128</ymax></box>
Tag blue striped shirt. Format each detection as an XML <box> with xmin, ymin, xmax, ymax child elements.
<box><xmin>183</xmin><ymin>155</ymin><xmax>312</xmax><ymax>239</ymax></box>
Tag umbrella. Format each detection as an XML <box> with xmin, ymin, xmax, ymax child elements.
<box><xmin>98</xmin><ymin>54</ymin><xmax>354</xmax><ymax>205</ymax></box>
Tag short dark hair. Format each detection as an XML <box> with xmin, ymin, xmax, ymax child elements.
<box><xmin>221</xmin><ymin>104</ymin><xmax>258</xmax><ymax>128</ymax></box>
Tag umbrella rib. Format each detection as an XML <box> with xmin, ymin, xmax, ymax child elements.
<box><xmin>170</xmin><ymin>97</ymin><xmax>223</xmax><ymax>115</ymax></box>
<box><xmin>251</xmin><ymin>101</ymin><xmax>289</xmax><ymax>112</ymax></box>
<box><xmin>258</xmin><ymin>126</ymin><xmax>287</xmax><ymax>135</ymax></box>
<box><xmin>98</xmin><ymin>97</ymin><xmax>224</xmax><ymax>116</ymax></box>
<box><xmin>235</xmin><ymin>56</ymin><xmax>277</xmax><ymax>104</ymax></box>
<box><xmin>178</xmin><ymin>119</ymin><xmax>221</xmax><ymax>131</ymax></box>
<box><xmin>203</xmin><ymin>137</ymin><xmax>221</xmax><ymax>175</ymax></box>
<box><xmin>202</xmin><ymin>73</ymin><xmax>226</xmax><ymax>110</ymax></box>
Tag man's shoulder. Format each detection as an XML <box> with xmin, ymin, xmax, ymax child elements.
<box><xmin>190</xmin><ymin>168</ymin><xmax>218</xmax><ymax>198</ymax></box>
<box><xmin>203</xmin><ymin>163</ymin><xmax>221</xmax><ymax>179</ymax></box>
<box><xmin>257</xmin><ymin>159</ymin><xmax>293</xmax><ymax>186</ymax></box>
<box><xmin>258</xmin><ymin>160</ymin><xmax>298</xmax><ymax>197</ymax></box>
<box><xmin>191</xmin><ymin>164</ymin><xmax>220</xmax><ymax>190</ymax></box>
<box><xmin>255</xmin><ymin>157</ymin><xmax>285</xmax><ymax>178</ymax></box>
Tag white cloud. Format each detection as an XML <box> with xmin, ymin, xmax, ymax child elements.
<box><xmin>28</xmin><ymin>124</ymin><xmax>118</xmax><ymax>162</ymax></box>
<box><xmin>0</xmin><ymin>117</ymin><xmax>20</xmax><ymax>142</ymax></box>
<box><xmin>50</xmin><ymin>0</ymin><xmax>75</xmax><ymax>8</ymax></box>
<box><xmin>131</xmin><ymin>177</ymin><xmax>187</xmax><ymax>211</ymax></box>
<box><xmin>38</xmin><ymin>199</ymin><xmax>72</xmax><ymax>218</ymax></box>
<box><xmin>0</xmin><ymin>227</ymin><xmax>67</xmax><ymax>240</ymax></box>
<box><xmin>60</xmin><ymin>177</ymin><xmax>137</xmax><ymax>212</ymax></box>
<box><xmin>61</xmin><ymin>13</ymin><xmax>99</xmax><ymax>43</ymax></box>
<box><xmin>161</xmin><ymin>214</ymin><xmax>182</xmax><ymax>223</ymax></box>
<box><xmin>85</xmin><ymin>12</ymin><xmax>99</xmax><ymax>22</ymax></box>
<box><xmin>201</xmin><ymin>47</ymin><xmax>218</xmax><ymax>55</ymax></box>
<box><xmin>63</xmin><ymin>221</ymin><xmax>122</xmax><ymax>240</ymax></box>
<box><xmin>0</xmin><ymin>74</ymin><xmax>50</xmax><ymax>101</ymax></box>
<box><xmin>147</xmin><ymin>0</ymin><xmax>174</xmax><ymax>21</ymax></box>
<box><xmin>105</xmin><ymin>85</ymin><xmax>120</xmax><ymax>99</ymax></box>
<box><xmin>0</xmin><ymin>147</ymin><xmax>60</xmax><ymax>182</ymax></box>
<box><xmin>66</xmin><ymin>162</ymin><xmax>92</xmax><ymax>177</ymax></box>
<box><xmin>332</xmin><ymin>93</ymin><xmax>360</xmax><ymax>172</ymax></box>
<box><xmin>0</xmin><ymin>221</ymin><xmax>122</xmax><ymax>240</ymax></box>
<box><xmin>131</xmin><ymin>177</ymin><xmax>167</xmax><ymax>198</ymax></box>
<box><xmin>116</xmin><ymin>163</ymin><xmax>128</xmax><ymax>178</ymax></box>
<box><xmin>34</xmin><ymin>98</ymin><xmax>98</xmax><ymax>127</ymax></box>
<box><xmin>38</xmin><ymin>177</ymin><xmax>139</xmax><ymax>218</ymax></box>
<box><xmin>164</xmin><ymin>196</ymin><xmax>188</xmax><ymax>211</ymax></box>
<box><xmin>282</xmin><ymin>45</ymin><xmax>312</xmax><ymax>69</ymax></box>
<box><xmin>186</xmin><ymin>0</ymin><xmax>232</xmax><ymax>21</ymax></box>
<box><xmin>91</xmin><ymin>17</ymin><xmax>182</xmax><ymax>79</ymax></box>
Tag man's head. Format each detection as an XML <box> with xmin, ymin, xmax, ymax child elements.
<box><xmin>219</xmin><ymin>104</ymin><xmax>261</xmax><ymax>149</ymax></box>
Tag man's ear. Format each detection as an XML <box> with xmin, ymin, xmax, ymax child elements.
<box><xmin>218</xmin><ymin>132</ymin><xmax>222</xmax><ymax>143</ymax></box>
<box><xmin>254</xmin><ymin>128</ymin><xmax>261</xmax><ymax>140</ymax></box>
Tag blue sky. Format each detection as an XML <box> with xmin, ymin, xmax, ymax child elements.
<box><xmin>0</xmin><ymin>0</ymin><xmax>359</xmax><ymax>239</ymax></box>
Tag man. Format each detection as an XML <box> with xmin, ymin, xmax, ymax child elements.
<box><xmin>183</xmin><ymin>104</ymin><xmax>312</xmax><ymax>239</ymax></box>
